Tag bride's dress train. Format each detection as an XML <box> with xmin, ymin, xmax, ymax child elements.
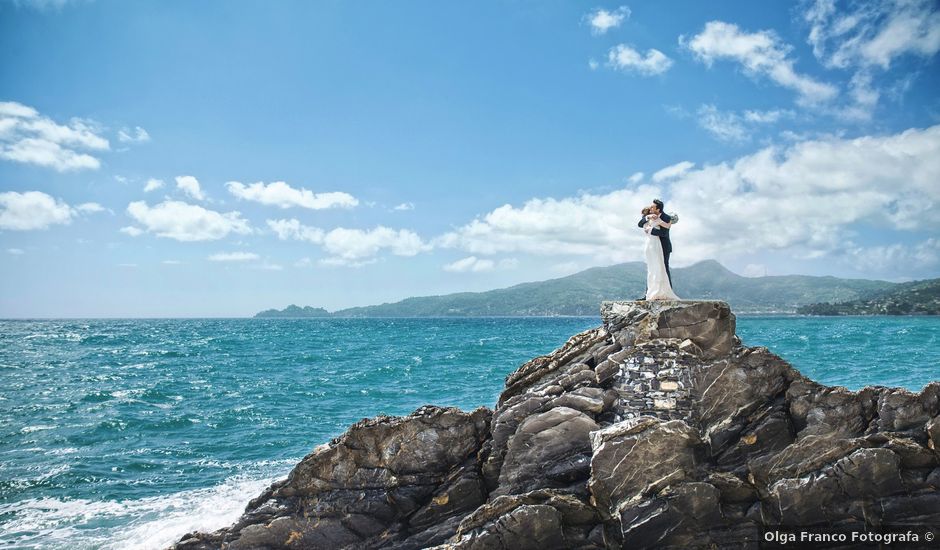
<box><xmin>644</xmin><ymin>218</ymin><xmax>680</xmax><ymax>301</ymax></box>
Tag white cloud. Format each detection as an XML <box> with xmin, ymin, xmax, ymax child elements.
<box><xmin>433</xmin><ymin>184</ymin><xmax>663</xmax><ymax>261</ymax></box>
<box><xmin>126</xmin><ymin>200</ymin><xmax>252</xmax><ymax>241</ymax></box>
<box><xmin>628</xmin><ymin>172</ymin><xmax>644</xmax><ymax>183</ymax></box>
<box><xmin>119</xmin><ymin>226</ymin><xmax>143</xmax><ymax>237</ymax></box>
<box><xmin>662</xmin><ymin>124</ymin><xmax>940</xmax><ymax>262</ymax></box>
<box><xmin>0</xmin><ymin>101</ymin><xmax>109</xmax><ymax>171</ymax></box>
<box><xmin>117</xmin><ymin>126</ymin><xmax>150</xmax><ymax>143</ymax></box>
<box><xmin>450</xmin><ymin>256</ymin><xmax>491</xmax><ymax>272</ymax></box>
<box><xmin>801</xmin><ymin>0</ymin><xmax>940</xmax><ymax>121</ymax></box>
<box><xmin>585</xmin><ymin>6</ymin><xmax>630</xmax><ymax>35</ymax></box>
<box><xmin>162</xmin><ymin>260</ymin><xmax>182</xmax><ymax>265</ymax></box>
<box><xmin>143</xmin><ymin>178</ymin><xmax>165</xmax><ymax>192</ymax></box>
<box><xmin>695</xmin><ymin>105</ymin><xmax>793</xmax><ymax>142</ymax></box>
<box><xmin>392</xmin><ymin>202</ymin><xmax>414</xmax><ymax>211</ymax></box>
<box><xmin>226</xmin><ymin>180</ymin><xmax>358</xmax><ymax>210</ymax></box>
<box><xmin>742</xmin><ymin>108</ymin><xmax>792</xmax><ymax>123</ymax></box>
<box><xmin>844</xmin><ymin>238</ymin><xmax>939</xmax><ymax>272</ymax></box>
<box><xmin>75</xmin><ymin>202</ymin><xmax>105</xmax><ymax>213</ymax></box>
<box><xmin>606</xmin><ymin>44</ymin><xmax>673</xmax><ymax>75</ymax></box>
<box><xmin>7</xmin><ymin>248</ymin><xmax>25</xmax><ymax>255</ymax></box>
<box><xmin>0</xmin><ymin>190</ymin><xmax>101</xmax><ymax>230</ymax></box>
<box><xmin>207</xmin><ymin>252</ymin><xmax>260</xmax><ymax>262</ymax></box>
<box><xmin>319</xmin><ymin>256</ymin><xmax>378</xmax><ymax>268</ymax></box>
<box><xmin>266</xmin><ymin>218</ymin><xmax>325</xmax><ymax>243</ymax></box>
<box><xmin>804</xmin><ymin>0</ymin><xmax>940</xmax><ymax>70</ymax></box>
<box><xmin>444</xmin><ymin>256</ymin><xmax>495</xmax><ymax>272</ymax></box>
<box><xmin>588</xmin><ymin>59</ymin><xmax>600</xmax><ymax>70</ymax></box>
<box><xmin>321</xmin><ymin>226</ymin><xmax>429</xmax><ymax>265</ymax></box>
<box><xmin>267</xmin><ymin>218</ymin><xmax>431</xmax><ymax>266</ymax></box>
<box><xmin>652</xmin><ymin>161</ymin><xmax>695</xmax><ymax>182</ymax></box>
<box><xmin>683</xmin><ymin>21</ymin><xmax>838</xmax><ymax>104</ymax></box>
<box><xmin>175</xmin><ymin>175</ymin><xmax>206</xmax><ymax>201</ymax></box>
<box><xmin>696</xmin><ymin>105</ymin><xmax>748</xmax><ymax>142</ymax></box>
<box><xmin>436</xmin><ymin>124</ymin><xmax>940</xmax><ymax>268</ymax></box>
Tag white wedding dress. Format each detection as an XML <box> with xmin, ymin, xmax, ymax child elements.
<box><xmin>643</xmin><ymin>216</ymin><xmax>680</xmax><ymax>301</ymax></box>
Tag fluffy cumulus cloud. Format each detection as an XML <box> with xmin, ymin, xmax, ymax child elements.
<box><xmin>0</xmin><ymin>190</ymin><xmax>102</xmax><ymax>230</ymax></box>
<box><xmin>585</xmin><ymin>6</ymin><xmax>630</xmax><ymax>35</ymax></box>
<box><xmin>226</xmin><ymin>181</ymin><xmax>358</xmax><ymax>210</ymax></box>
<box><xmin>433</xmin><ymin>183</ymin><xmax>664</xmax><ymax>262</ymax></box>
<box><xmin>207</xmin><ymin>252</ymin><xmax>259</xmax><ymax>262</ymax></box>
<box><xmin>125</xmin><ymin>200</ymin><xmax>252</xmax><ymax>241</ymax></box>
<box><xmin>175</xmin><ymin>175</ymin><xmax>206</xmax><ymax>201</ymax></box>
<box><xmin>683</xmin><ymin>21</ymin><xmax>838</xmax><ymax>104</ymax></box>
<box><xmin>662</xmin><ymin>124</ymin><xmax>940</xmax><ymax>262</ymax></box>
<box><xmin>436</xmin><ymin>124</ymin><xmax>940</xmax><ymax>270</ymax></box>
<box><xmin>267</xmin><ymin>218</ymin><xmax>430</xmax><ymax>266</ymax></box>
<box><xmin>606</xmin><ymin>44</ymin><xmax>673</xmax><ymax>75</ymax></box>
<box><xmin>0</xmin><ymin>101</ymin><xmax>110</xmax><ymax>171</ymax></box>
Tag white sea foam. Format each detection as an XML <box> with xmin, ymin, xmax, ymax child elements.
<box><xmin>0</xmin><ymin>474</ymin><xmax>283</xmax><ymax>550</ymax></box>
<box><xmin>20</xmin><ymin>425</ymin><xmax>56</xmax><ymax>434</ymax></box>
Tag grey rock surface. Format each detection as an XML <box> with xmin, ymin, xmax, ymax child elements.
<box><xmin>171</xmin><ymin>300</ymin><xmax>940</xmax><ymax>549</ymax></box>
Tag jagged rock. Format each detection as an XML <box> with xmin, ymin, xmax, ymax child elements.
<box><xmin>171</xmin><ymin>300</ymin><xmax>939</xmax><ymax>550</ymax></box>
<box><xmin>494</xmin><ymin>406</ymin><xmax>598</xmax><ymax>497</ymax></box>
<box><xmin>588</xmin><ymin>417</ymin><xmax>703</xmax><ymax>519</ymax></box>
<box><xmin>172</xmin><ymin>405</ymin><xmax>491</xmax><ymax>550</ymax></box>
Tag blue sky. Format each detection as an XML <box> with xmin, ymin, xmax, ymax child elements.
<box><xmin>1</xmin><ymin>0</ymin><xmax>939</xmax><ymax>317</ymax></box>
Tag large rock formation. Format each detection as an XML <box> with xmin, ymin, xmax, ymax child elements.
<box><xmin>172</xmin><ymin>301</ymin><xmax>940</xmax><ymax>549</ymax></box>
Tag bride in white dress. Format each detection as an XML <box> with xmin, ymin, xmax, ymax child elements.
<box><xmin>642</xmin><ymin>207</ymin><xmax>680</xmax><ymax>301</ymax></box>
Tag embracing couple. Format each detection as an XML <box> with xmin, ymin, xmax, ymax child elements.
<box><xmin>638</xmin><ymin>199</ymin><xmax>680</xmax><ymax>301</ymax></box>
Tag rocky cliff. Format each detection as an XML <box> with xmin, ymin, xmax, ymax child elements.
<box><xmin>172</xmin><ymin>301</ymin><xmax>940</xmax><ymax>549</ymax></box>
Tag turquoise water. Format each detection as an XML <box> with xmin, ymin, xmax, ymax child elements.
<box><xmin>0</xmin><ymin>316</ymin><xmax>937</xmax><ymax>549</ymax></box>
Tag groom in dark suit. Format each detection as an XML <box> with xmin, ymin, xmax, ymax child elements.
<box><xmin>638</xmin><ymin>199</ymin><xmax>673</xmax><ymax>286</ymax></box>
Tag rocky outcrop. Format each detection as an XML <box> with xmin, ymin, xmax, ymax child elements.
<box><xmin>172</xmin><ymin>300</ymin><xmax>940</xmax><ymax>549</ymax></box>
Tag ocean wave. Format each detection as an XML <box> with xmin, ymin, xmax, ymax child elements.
<box><xmin>0</xmin><ymin>474</ymin><xmax>280</xmax><ymax>550</ymax></box>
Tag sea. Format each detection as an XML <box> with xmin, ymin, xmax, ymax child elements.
<box><xmin>0</xmin><ymin>316</ymin><xmax>937</xmax><ymax>549</ymax></box>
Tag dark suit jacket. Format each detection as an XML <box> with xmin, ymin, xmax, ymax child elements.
<box><xmin>638</xmin><ymin>212</ymin><xmax>672</xmax><ymax>252</ymax></box>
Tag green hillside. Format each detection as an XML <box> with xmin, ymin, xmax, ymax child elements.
<box><xmin>255</xmin><ymin>305</ymin><xmax>331</xmax><ymax>318</ymax></box>
<box><xmin>797</xmin><ymin>277</ymin><xmax>940</xmax><ymax>315</ymax></box>
<box><xmin>256</xmin><ymin>260</ymin><xmax>896</xmax><ymax>317</ymax></box>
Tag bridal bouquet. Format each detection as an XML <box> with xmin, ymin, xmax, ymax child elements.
<box><xmin>668</xmin><ymin>211</ymin><xmax>679</xmax><ymax>223</ymax></box>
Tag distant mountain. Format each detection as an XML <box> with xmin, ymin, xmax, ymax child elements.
<box><xmin>797</xmin><ymin>277</ymin><xmax>940</xmax><ymax>315</ymax></box>
<box><xmin>255</xmin><ymin>305</ymin><xmax>331</xmax><ymax>318</ymax></box>
<box><xmin>255</xmin><ymin>260</ymin><xmax>896</xmax><ymax>317</ymax></box>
